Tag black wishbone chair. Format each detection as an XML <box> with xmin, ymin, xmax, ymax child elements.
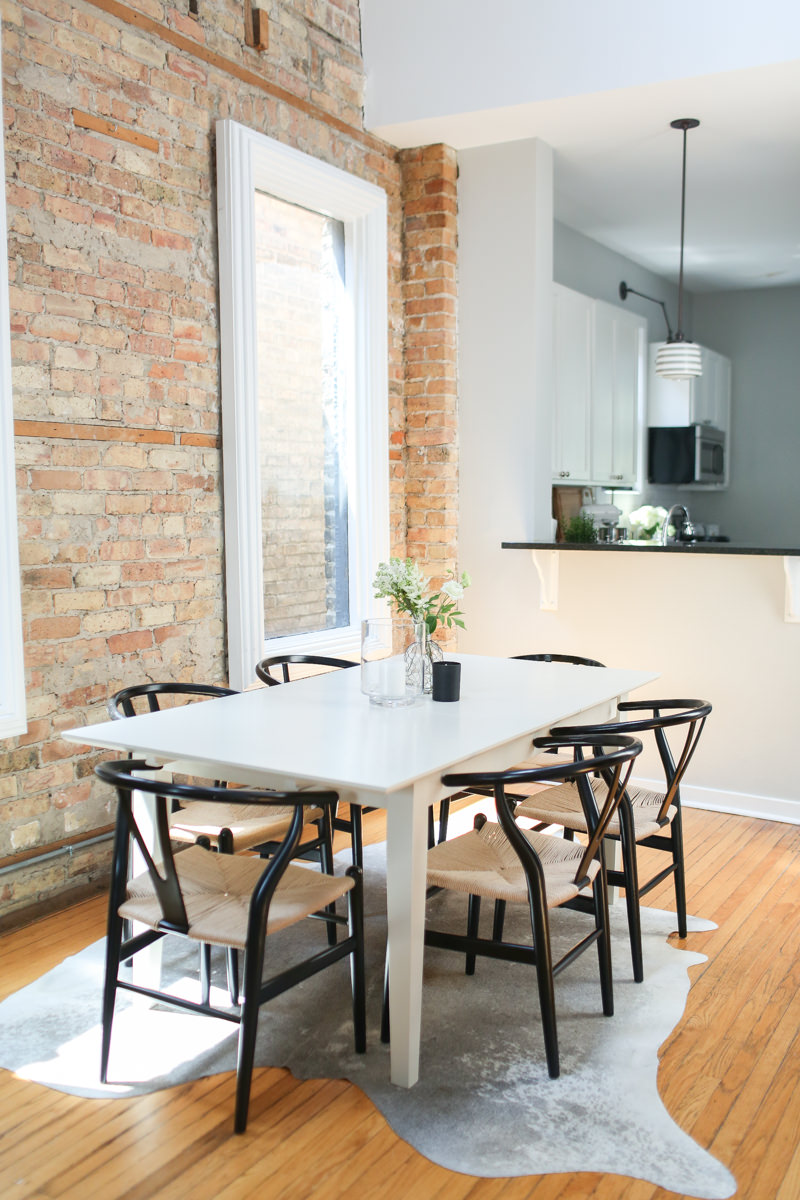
<box><xmin>382</xmin><ymin>734</ymin><xmax>642</xmax><ymax>1078</ymax></box>
<box><xmin>108</xmin><ymin>682</ymin><xmax>339</xmax><ymax>999</ymax></box>
<box><xmin>254</xmin><ymin>654</ymin><xmax>374</xmax><ymax>868</ymax></box>
<box><xmin>255</xmin><ymin>654</ymin><xmax>358</xmax><ymax>686</ymax></box>
<box><xmin>436</xmin><ymin>654</ymin><xmax>606</xmax><ymax>844</ymax></box>
<box><xmin>513</xmin><ymin>699</ymin><xmax>711</xmax><ymax>982</ymax></box>
<box><xmin>96</xmin><ymin>758</ymin><xmax>366</xmax><ymax>1134</ymax></box>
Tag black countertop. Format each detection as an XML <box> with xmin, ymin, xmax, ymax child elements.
<box><xmin>502</xmin><ymin>541</ymin><xmax>800</xmax><ymax>556</ymax></box>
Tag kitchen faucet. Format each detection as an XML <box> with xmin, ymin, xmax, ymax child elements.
<box><xmin>662</xmin><ymin>504</ymin><xmax>694</xmax><ymax>546</ymax></box>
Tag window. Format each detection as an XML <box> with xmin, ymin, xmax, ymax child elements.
<box><xmin>216</xmin><ymin>120</ymin><xmax>389</xmax><ymax>690</ymax></box>
<box><xmin>0</xmin><ymin>22</ymin><xmax>26</xmax><ymax>740</ymax></box>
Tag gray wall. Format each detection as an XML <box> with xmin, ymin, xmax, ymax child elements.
<box><xmin>692</xmin><ymin>285</ymin><xmax>800</xmax><ymax>546</ymax></box>
<box><xmin>554</xmin><ymin>221</ymin><xmax>683</xmax><ymax>336</ymax></box>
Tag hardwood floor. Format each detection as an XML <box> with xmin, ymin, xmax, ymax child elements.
<box><xmin>1</xmin><ymin>806</ymin><xmax>798</xmax><ymax>1199</ymax></box>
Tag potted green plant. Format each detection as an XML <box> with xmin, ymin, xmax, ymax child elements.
<box><xmin>561</xmin><ymin>514</ymin><xmax>598</xmax><ymax>544</ymax></box>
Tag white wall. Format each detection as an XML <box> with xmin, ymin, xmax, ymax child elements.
<box><xmin>460</xmin><ymin>547</ymin><xmax>800</xmax><ymax>823</ymax></box>
<box><xmin>360</xmin><ymin>1</ymin><xmax>800</xmax><ymax>130</ymax></box>
<box><xmin>458</xmin><ymin>139</ymin><xmax>554</xmax><ymax>640</ymax></box>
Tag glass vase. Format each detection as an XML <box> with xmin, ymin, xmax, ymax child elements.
<box><xmin>404</xmin><ymin>621</ymin><xmax>444</xmax><ymax>695</ymax></box>
<box><xmin>361</xmin><ymin>618</ymin><xmax>422</xmax><ymax>707</ymax></box>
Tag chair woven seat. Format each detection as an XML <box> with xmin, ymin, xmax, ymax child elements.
<box><xmin>426</xmin><ymin>822</ymin><xmax>600</xmax><ymax>908</ymax></box>
<box><xmin>168</xmin><ymin>801</ymin><xmax>323</xmax><ymax>852</ymax></box>
<box><xmin>516</xmin><ymin>779</ymin><xmax>677</xmax><ymax>840</ymax></box>
<box><xmin>119</xmin><ymin>845</ymin><xmax>355</xmax><ymax>951</ymax></box>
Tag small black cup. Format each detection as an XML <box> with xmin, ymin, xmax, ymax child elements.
<box><xmin>432</xmin><ymin>660</ymin><xmax>461</xmax><ymax>702</ymax></box>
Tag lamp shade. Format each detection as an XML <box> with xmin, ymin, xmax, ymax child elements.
<box><xmin>654</xmin><ymin>340</ymin><xmax>703</xmax><ymax>380</ymax></box>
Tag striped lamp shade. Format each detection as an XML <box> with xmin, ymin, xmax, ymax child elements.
<box><xmin>654</xmin><ymin>340</ymin><xmax>703</xmax><ymax>380</ymax></box>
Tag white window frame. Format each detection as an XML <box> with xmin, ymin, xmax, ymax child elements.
<box><xmin>216</xmin><ymin>119</ymin><xmax>389</xmax><ymax>691</ymax></box>
<box><xmin>0</xmin><ymin>22</ymin><xmax>27</xmax><ymax>740</ymax></box>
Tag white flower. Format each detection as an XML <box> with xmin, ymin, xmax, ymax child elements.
<box><xmin>441</xmin><ymin>579</ymin><xmax>463</xmax><ymax>601</ymax></box>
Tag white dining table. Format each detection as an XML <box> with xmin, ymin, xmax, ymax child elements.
<box><xmin>63</xmin><ymin>654</ymin><xmax>657</xmax><ymax>1088</ymax></box>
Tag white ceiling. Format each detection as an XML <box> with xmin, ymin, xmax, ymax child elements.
<box><xmin>360</xmin><ymin>4</ymin><xmax>800</xmax><ymax>293</ymax></box>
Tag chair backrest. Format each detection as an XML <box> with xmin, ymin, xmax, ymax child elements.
<box><xmin>108</xmin><ymin>682</ymin><xmax>237</xmax><ymax>721</ymax></box>
<box><xmin>442</xmin><ymin>734</ymin><xmax>642</xmax><ymax>894</ymax></box>
<box><xmin>512</xmin><ymin>653</ymin><xmax>605</xmax><ymax>668</ymax></box>
<box><xmin>552</xmin><ymin>699</ymin><xmax>712</xmax><ymax>824</ymax></box>
<box><xmin>95</xmin><ymin>757</ymin><xmax>339</xmax><ymax>934</ymax></box>
<box><xmin>255</xmin><ymin>654</ymin><xmax>357</xmax><ymax>687</ymax></box>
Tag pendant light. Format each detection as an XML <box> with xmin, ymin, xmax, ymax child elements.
<box><xmin>620</xmin><ymin>118</ymin><xmax>702</xmax><ymax>380</ymax></box>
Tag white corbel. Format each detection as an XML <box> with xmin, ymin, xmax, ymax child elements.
<box><xmin>783</xmin><ymin>556</ymin><xmax>800</xmax><ymax>622</ymax></box>
<box><xmin>531</xmin><ymin>550</ymin><xmax>559</xmax><ymax>611</ymax></box>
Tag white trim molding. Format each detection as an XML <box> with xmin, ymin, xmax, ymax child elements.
<box><xmin>216</xmin><ymin>120</ymin><xmax>389</xmax><ymax>691</ymax></box>
<box><xmin>634</xmin><ymin>775</ymin><xmax>800</xmax><ymax>826</ymax></box>
<box><xmin>0</xmin><ymin>22</ymin><xmax>26</xmax><ymax>740</ymax></box>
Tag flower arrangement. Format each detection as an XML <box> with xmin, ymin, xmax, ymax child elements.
<box><xmin>372</xmin><ymin>558</ymin><xmax>470</xmax><ymax>636</ymax></box>
<box><xmin>628</xmin><ymin>505</ymin><xmax>669</xmax><ymax>541</ymax></box>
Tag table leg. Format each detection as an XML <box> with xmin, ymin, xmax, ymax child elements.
<box><xmin>385</xmin><ymin>784</ymin><xmax>431</xmax><ymax>1087</ymax></box>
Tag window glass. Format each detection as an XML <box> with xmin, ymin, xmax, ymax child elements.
<box><xmin>254</xmin><ymin>192</ymin><xmax>350</xmax><ymax>638</ymax></box>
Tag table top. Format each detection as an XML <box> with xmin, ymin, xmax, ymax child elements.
<box><xmin>64</xmin><ymin>656</ymin><xmax>657</xmax><ymax>799</ymax></box>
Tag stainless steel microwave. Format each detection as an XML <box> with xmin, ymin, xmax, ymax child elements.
<box><xmin>648</xmin><ymin>424</ymin><xmax>726</xmax><ymax>486</ymax></box>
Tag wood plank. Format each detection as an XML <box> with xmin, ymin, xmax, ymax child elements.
<box><xmin>72</xmin><ymin>110</ymin><xmax>159</xmax><ymax>153</ymax></box>
<box><xmin>14</xmin><ymin>420</ymin><xmax>174</xmax><ymax>444</ymax></box>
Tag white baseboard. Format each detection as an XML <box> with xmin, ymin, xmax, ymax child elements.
<box><xmin>633</xmin><ymin>777</ymin><xmax>800</xmax><ymax>826</ymax></box>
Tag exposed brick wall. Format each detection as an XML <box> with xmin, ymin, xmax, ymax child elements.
<box><xmin>1</xmin><ymin>0</ymin><xmax>409</xmax><ymax>922</ymax></box>
<box><xmin>399</xmin><ymin>144</ymin><xmax>460</xmax><ymax>607</ymax></box>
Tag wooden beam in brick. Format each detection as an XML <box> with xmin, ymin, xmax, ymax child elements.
<box><xmin>72</xmin><ymin>111</ymin><xmax>160</xmax><ymax>154</ymax></box>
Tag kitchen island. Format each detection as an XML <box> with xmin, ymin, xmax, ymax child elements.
<box><xmin>469</xmin><ymin>544</ymin><xmax>800</xmax><ymax>824</ymax></box>
<box><xmin>502</xmin><ymin>541</ymin><xmax>800</xmax><ymax>622</ymax></box>
<box><xmin>503</xmin><ymin>540</ymin><xmax>800</xmax><ymax>555</ymax></box>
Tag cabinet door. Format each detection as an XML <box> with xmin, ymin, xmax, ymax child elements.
<box><xmin>691</xmin><ymin>347</ymin><xmax>730</xmax><ymax>430</ymax></box>
<box><xmin>552</xmin><ymin>285</ymin><xmax>592</xmax><ymax>483</ymax></box>
<box><xmin>592</xmin><ymin>302</ymin><xmax>645</xmax><ymax>487</ymax></box>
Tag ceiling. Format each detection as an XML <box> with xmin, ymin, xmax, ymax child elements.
<box><xmin>363</xmin><ymin>45</ymin><xmax>800</xmax><ymax>294</ymax></box>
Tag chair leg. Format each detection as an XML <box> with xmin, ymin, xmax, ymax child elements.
<box><xmin>593</xmin><ymin>866</ymin><xmax>614</xmax><ymax>1017</ymax></box>
<box><xmin>350</xmin><ymin>804</ymin><xmax>364</xmax><ymax>871</ymax></box>
<box><xmin>234</xmin><ymin>938</ymin><xmax>266</xmax><ymax>1134</ymax></box>
<box><xmin>618</xmin><ymin>805</ymin><xmax>644</xmax><ymax>983</ymax></box>
<box><xmin>200</xmin><ymin>942</ymin><xmax>212</xmax><ymax>1006</ymax></box>
<box><xmin>214</xmin><ymin>827</ymin><xmax>244</xmax><ymax>997</ymax></box>
<box><xmin>318</xmin><ymin>807</ymin><xmax>338</xmax><ymax>947</ymax></box>
<box><xmin>347</xmin><ymin>866</ymin><xmax>367</xmax><ymax>1054</ymax></box>
<box><xmin>465</xmin><ymin>894</ymin><xmax>481</xmax><ymax>975</ymax></box>
<box><xmin>100</xmin><ymin>909</ymin><xmax>123</xmax><ymax>1083</ymax></box>
<box><xmin>529</xmin><ymin>896</ymin><xmax>559</xmax><ymax>1078</ymax></box>
<box><xmin>226</xmin><ymin>949</ymin><xmax>240</xmax><ymax>1006</ymax></box>
<box><xmin>492</xmin><ymin>899</ymin><xmax>506</xmax><ymax>941</ymax></box>
<box><xmin>671</xmin><ymin>807</ymin><xmax>688</xmax><ymax>939</ymax></box>
<box><xmin>437</xmin><ymin>797</ymin><xmax>451</xmax><ymax>843</ymax></box>
<box><xmin>380</xmin><ymin>947</ymin><xmax>391</xmax><ymax>1044</ymax></box>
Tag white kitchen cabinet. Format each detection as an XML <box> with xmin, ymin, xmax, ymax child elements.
<box><xmin>552</xmin><ymin>286</ymin><xmax>646</xmax><ymax>489</ymax></box>
<box><xmin>591</xmin><ymin>300</ymin><xmax>647</xmax><ymax>488</ymax></box>
<box><xmin>552</xmin><ymin>284</ymin><xmax>593</xmax><ymax>484</ymax></box>
<box><xmin>648</xmin><ymin>343</ymin><xmax>731</xmax><ymax>432</ymax></box>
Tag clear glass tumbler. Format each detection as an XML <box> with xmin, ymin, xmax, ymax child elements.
<box><xmin>360</xmin><ymin>617</ymin><xmax>422</xmax><ymax>707</ymax></box>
